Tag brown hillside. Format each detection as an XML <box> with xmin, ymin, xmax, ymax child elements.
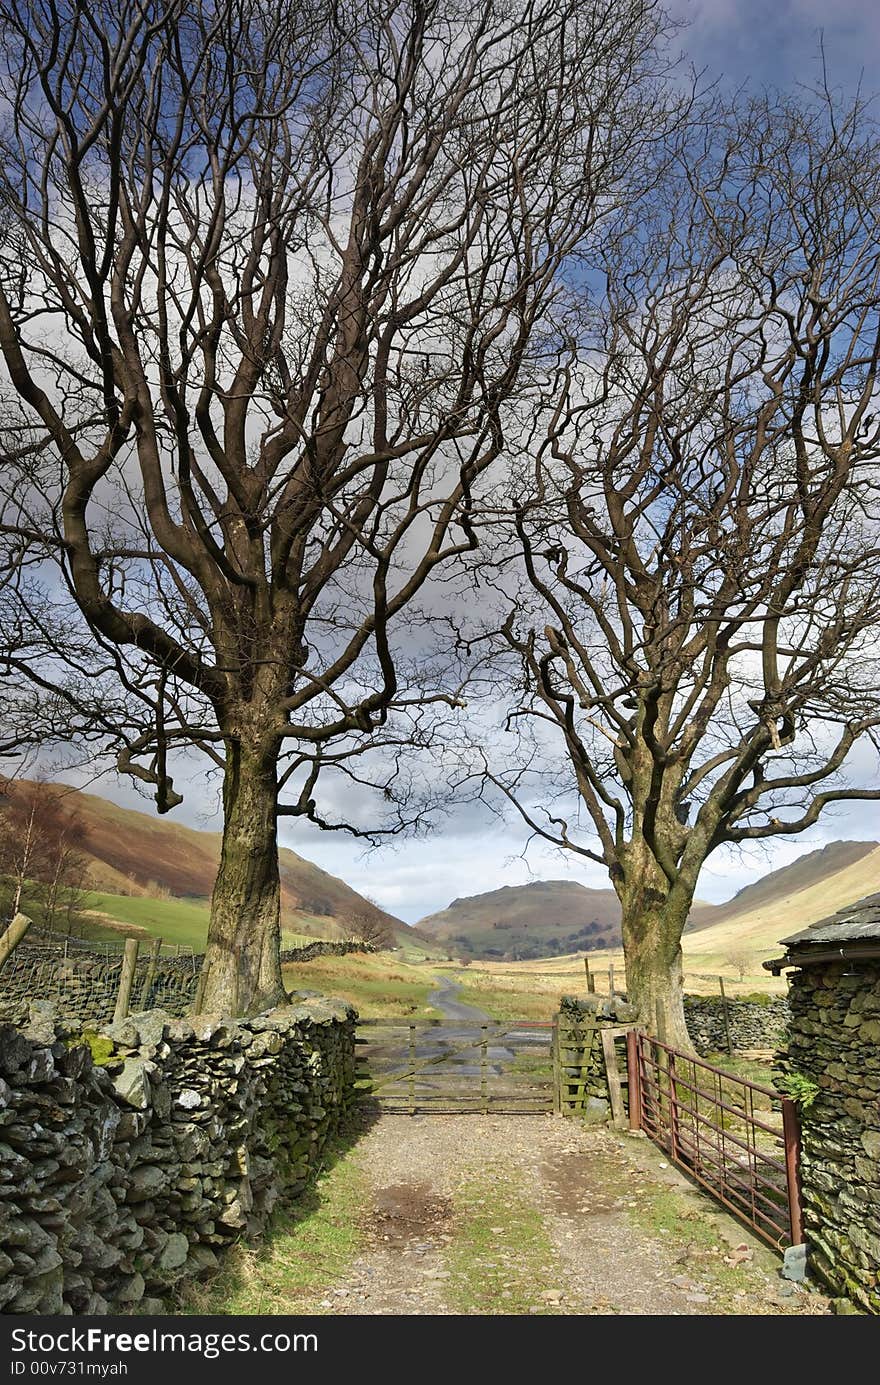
<box><xmin>0</xmin><ymin>778</ymin><xmax>416</xmax><ymax>945</ymax></box>
<box><xmin>684</xmin><ymin>839</ymin><xmax>879</xmax><ymax>931</ymax></box>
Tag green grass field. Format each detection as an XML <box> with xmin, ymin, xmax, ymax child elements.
<box><xmin>81</xmin><ymin>891</ymin><xmax>316</xmax><ymax>952</ymax></box>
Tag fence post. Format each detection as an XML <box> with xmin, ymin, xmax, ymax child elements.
<box><xmin>481</xmin><ymin>1025</ymin><xmax>489</xmax><ymax>1114</ymax></box>
<box><xmin>781</xmin><ymin>1097</ymin><xmax>805</xmax><ymax>1246</ymax></box>
<box><xmin>626</xmin><ymin>1028</ymin><xmax>642</xmax><ymax>1131</ymax></box>
<box><xmin>113</xmin><ymin>938</ymin><xmax>140</xmax><ymax>1023</ymax></box>
<box><xmin>408</xmin><ymin>1023</ymin><xmax>416</xmax><ymax>1116</ymax></box>
<box><xmin>584</xmin><ymin>957</ymin><xmax>595</xmax><ymax>994</ymax></box>
<box><xmin>608</xmin><ymin>963</ymin><xmax>615</xmax><ymax>1001</ymax></box>
<box><xmin>192</xmin><ymin>958</ymin><xmax>211</xmax><ymax>1015</ymax></box>
<box><xmin>552</xmin><ymin>1015</ymin><xmax>561</xmax><ymax>1114</ymax></box>
<box><xmin>0</xmin><ymin>913</ymin><xmax>32</xmax><ymax>972</ymax></box>
<box><xmin>138</xmin><ymin>936</ymin><xmax>163</xmax><ymax>1010</ymax></box>
<box><xmin>719</xmin><ymin>976</ymin><xmax>733</xmax><ymax>1055</ymax></box>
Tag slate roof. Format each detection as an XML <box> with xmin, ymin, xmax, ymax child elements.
<box><xmin>779</xmin><ymin>891</ymin><xmax>880</xmax><ymax>949</ymax></box>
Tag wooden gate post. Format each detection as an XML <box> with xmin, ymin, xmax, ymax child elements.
<box><xmin>719</xmin><ymin>976</ymin><xmax>733</xmax><ymax>1055</ymax></box>
<box><xmin>551</xmin><ymin>1015</ymin><xmax>562</xmax><ymax>1114</ymax></box>
<box><xmin>626</xmin><ymin>1028</ymin><xmax>642</xmax><ymax>1131</ymax></box>
<box><xmin>138</xmin><ymin>936</ymin><xmax>163</xmax><ymax>1010</ymax></box>
<box><xmin>113</xmin><ymin>938</ymin><xmax>140</xmax><ymax>1023</ymax></box>
<box><xmin>408</xmin><ymin>1023</ymin><xmax>416</xmax><ymax>1116</ymax></box>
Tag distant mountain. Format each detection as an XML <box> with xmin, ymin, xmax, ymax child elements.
<box><xmin>416</xmin><ymin>839</ymin><xmax>880</xmax><ymax>962</ymax></box>
<box><xmin>417</xmin><ymin>879</ymin><xmax>715</xmax><ymax>961</ymax></box>
<box><xmin>0</xmin><ymin>778</ymin><xmax>429</xmax><ymax>950</ymax></box>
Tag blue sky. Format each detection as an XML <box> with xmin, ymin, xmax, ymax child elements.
<box><xmin>670</xmin><ymin>0</ymin><xmax>878</xmax><ymax>94</ymax></box>
<box><xmin>49</xmin><ymin>0</ymin><xmax>880</xmax><ymax>922</ymax></box>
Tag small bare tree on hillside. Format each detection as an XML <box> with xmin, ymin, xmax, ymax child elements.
<box><xmin>726</xmin><ymin>952</ymin><xmax>751</xmax><ymax>984</ymax></box>
<box><xmin>0</xmin><ymin>782</ymin><xmax>88</xmax><ymax>927</ymax></box>
<box><xmin>0</xmin><ymin>0</ymin><xmax>676</xmax><ymax>1011</ymax></box>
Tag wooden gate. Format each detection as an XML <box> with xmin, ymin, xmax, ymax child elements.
<box><xmin>355</xmin><ymin>1018</ymin><xmax>553</xmax><ymax>1114</ymax></box>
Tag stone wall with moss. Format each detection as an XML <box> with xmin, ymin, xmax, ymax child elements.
<box><xmin>779</xmin><ymin>959</ymin><xmax>880</xmax><ymax>1313</ymax></box>
<box><xmin>683</xmin><ymin>995</ymin><xmax>790</xmax><ymax>1055</ymax></box>
<box><xmin>0</xmin><ymin>998</ymin><xmax>356</xmax><ymax>1315</ymax></box>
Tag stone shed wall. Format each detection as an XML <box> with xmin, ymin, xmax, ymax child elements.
<box><xmin>781</xmin><ymin>959</ymin><xmax>880</xmax><ymax>1313</ymax></box>
<box><xmin>0</xmin><ymin>998</ymin><xmax>356</xmax><ymax>1315</ymax></box>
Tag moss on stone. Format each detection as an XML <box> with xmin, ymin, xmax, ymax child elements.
<box><xmin>67</xmin><ymin>1030</ymin><xmax>115</xmax><ymax>1066</ymax></box>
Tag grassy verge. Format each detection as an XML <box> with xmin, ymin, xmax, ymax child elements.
<box><xmin>179</xmin><ymin>1125</ymin><xmax>368</xmax><ymax>1315</ymax></box>
<box><xmin>283</xmin><ymin>952</ymin><xmax>443</xmax><ymax>1019</ymax></box>
<box><xmin>625</xmin><ymin>1180</ymin><xmax>782</xmax><ymax>1310</ymax></box>
<box><xmin>444</xmin><ymin>1166</ymin><xmax>565</xmax><ymax>1314</ymax></box>
<box><xmin>442</xmin><ymin>966</ymin><xmax>561</xmax><ymax>1022</ymax></box>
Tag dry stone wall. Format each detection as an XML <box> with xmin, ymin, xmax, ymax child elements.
<box><xmin>0</xmin><ymin>938</ymin><xmax>375</xmax><ymax>1030</ymax></box>
<box><xmin>0</xmin><ymin>998</ymin><xmax>356</xmax><ymax>1315</ymax></box>
<box><xmin>683</xmin><ymin>995</ymin><xmax>790</xmax><ymax>1054</ymax></box>
<box><xmin>779</xmin><ymin>959</ymin><xmax>880</xmax><ymax>1313</ymax></box>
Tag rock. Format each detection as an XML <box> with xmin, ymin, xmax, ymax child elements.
<box><xmin>176</xmin><ymin>1088</ymin><xmax>202</xmax><ymax>1110</ymax></box>
<box><xmin>129</xmin><ymin>1012</ymin><xmax>171</xmax><ymax>1048</ymax></box>
<box><xmin>101</xmin><ymin>1017</ymin><xmax>140</xmax><ymax>1048</ymax></box>
<box><xmin>832</xmin><ymin>1296</ymin><xmax>863</xmax><ymax>1314</ymax></box>
<box><xmin>158</xmin><ymin>1232</ymin><xmax>189</xmax><ymax>1272</ymax></box>
<box><xmin>126</xmin><ymin>1165</ymin><xmax>166</xmax><ymax>1201</ymax></box>
<box><xmin>138</xmin><ymin>1298</ymin><xmax>167</xmax><ymax>1316</ymax></box>
<box><xmin>112</xmin><ymin>1057</ymin><xmax>153</xmax><ymax>1110</ymax></box>
<box><xmin>116</xmin><ymin>1273</ymin><xmax>146</xmax><ymax>1303</ymax></box>
<box><xmin>23</xmin><ymin>1002</ymin><xmax>57</xmax><ymax>1045</ymax></box>
<box><xmin>781</xmin><ymin>1244</ymin><xmax>807</xmax><ymax>1283</ymax></box>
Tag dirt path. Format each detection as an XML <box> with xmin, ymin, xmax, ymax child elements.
<box><xmin>211</xmin><ymin>1111</ymin><xmax>829</xmax><ymax>1317</ymax></box>
<box><xmin>426</xmin><ymin>975</ymin><xmax>490</xmax><ymax>1023</ymax></box>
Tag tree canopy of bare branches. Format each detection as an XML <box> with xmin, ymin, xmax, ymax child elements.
<box><xmin>471</xmin><ymin>93</ymin><xmax>880</xmax><ymax>1044</ymax></box>
<box><xmin>0</xmin><ymin>0</ymin><xmax>674</xmax><ymax>1012</ymax></box>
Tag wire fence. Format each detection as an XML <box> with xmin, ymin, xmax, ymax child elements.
<box><xmin>0</xmin><ymin>935</ymin><xmax>199</xmax><ymax>1029</ymax></box>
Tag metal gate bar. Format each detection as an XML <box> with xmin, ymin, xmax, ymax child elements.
<box><xmin>633</xmin><ymin>1031</ymin><xmax>803</xmax><ymax>1250</ymax></box>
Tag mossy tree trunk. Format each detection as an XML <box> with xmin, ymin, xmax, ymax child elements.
<box><xmin>615</xmin><ymin>839</ymin><xmax>695</xmax><ymax>1051</ymax></box>
<box><xmin>198</xmin><ymin>737</ymin><xmax>286</xmax><ymax>1016</ymax></box>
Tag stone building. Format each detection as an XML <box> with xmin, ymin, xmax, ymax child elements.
<box><xmin>767</xmin><ymin>893</ymin><xmax>880</xmax><ymax>1313</ymax></box>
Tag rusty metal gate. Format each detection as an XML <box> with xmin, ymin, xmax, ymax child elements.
<box><xmin>630</xmin><ymin>1031</ymin><xmax>803</xmax><ymax>1250</ymax></box>
<box><xmin>356</xmin><ymin>1018</ymin><xmax>553</xmax><ymax>1114</ymax></box>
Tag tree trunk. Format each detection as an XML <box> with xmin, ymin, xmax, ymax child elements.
<box><xmin>198</xmin><ymin>739</ymin><xmax>287</xmax><ymax>1016</ymax></box>
<box><xmin>619</xmin><ymin>894</ymin><xmax>693</xmax><ymax>1051</ymax></box>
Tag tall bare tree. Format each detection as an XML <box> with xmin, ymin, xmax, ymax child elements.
<box><xmin>0</xmin><ymin>0</ymin><xmax>673</xmax><ymax>1012</ymax></box>
<box><xmin>473</xmin><ymin>95</ymin><xmax>880</xmax><ymax>1045</ymax></box>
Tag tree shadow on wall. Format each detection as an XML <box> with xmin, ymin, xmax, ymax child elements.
<box><xmin>168</xmin><ymin>1099</ymin><xmax>382</xmax><ymax>1316</ymax></box>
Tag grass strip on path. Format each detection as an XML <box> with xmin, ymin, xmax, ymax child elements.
<box><xmin>444</xmin><ymin>1164</ymin><xmax>566</xmax><ymax>1315</ymax></box>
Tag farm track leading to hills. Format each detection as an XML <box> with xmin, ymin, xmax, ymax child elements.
<box><xmin>186</xmin><ymin>1109</ymin><xmax>830</xmax><ymax>1317</ymax></box>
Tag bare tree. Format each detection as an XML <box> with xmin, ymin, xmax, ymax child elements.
<box><xmin>726</xmin><ymin>952</ymin><xmax>750</xmax><ymax>984</ymax></box>
<box><xmin>471</xmin><ymin>94</ymin><xmax>880</xmax><ymax>1045</ymax></box>
<box><xmin>0</xmin><ymin>780</ymin><xmax>88</xmax><ymax>926</ymax></box>
<box><xmin>0</xmin><ymin>0</ymin><xmax>674</xmax><ymax>1012</ymax></box>
<box><xmin>345</xmin><ymin>906</ymin><xmax>395</xmax><ymax>950</ymax></box>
